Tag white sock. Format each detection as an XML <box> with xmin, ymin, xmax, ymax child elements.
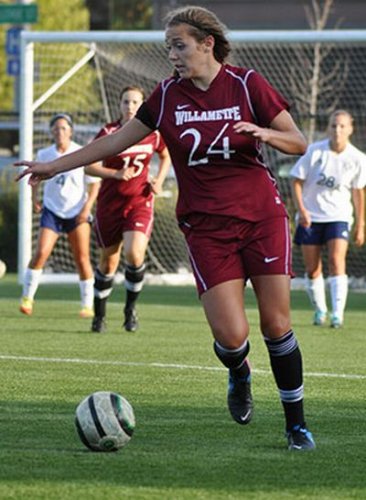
<box><xmin>79</xmin><ymin>277</ymin><xmax>94</xmax><ymax>309</ymax></box>
<box><xmin>328</xmin><ymin>275</ymin><xmax>348</xmax><ymax>321</ymax></box>
<box><xmin>305</xmin><ymin>274</ymin><xmax>327</xmax><ymax>313</ymax></box>
<box><xmin>22</xmin><ymin>268</ymin><xmax>43</xmax><ymax>300</ymax></box>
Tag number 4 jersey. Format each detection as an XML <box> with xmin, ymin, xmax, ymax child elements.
<box><xmin>36</xmin><ymin>141</ymin><xmax>99</xmax><ymax>219</ymax></box>
<box><xmin>136</xmin><ymin>63</ymin><xmax>289</xmax><ymax>222</ymax></box>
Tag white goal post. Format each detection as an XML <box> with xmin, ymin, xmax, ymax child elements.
<box><xmin>18</xmin><ymin>29</ymin><xmax>366</xmax><ymax>287</ymax></box>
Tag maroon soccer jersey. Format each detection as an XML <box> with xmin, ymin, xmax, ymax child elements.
<box><xmin>136</xmin><ymin>64</ymin><xmax>289</xmax><ymax>222</ymax></box>
<box><xmin>95</xmin><ymin>121</ymin><xmax>166</xmax><ymax>219</ymax></box>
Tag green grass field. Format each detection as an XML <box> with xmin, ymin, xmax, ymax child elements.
<box><xmin>0</xmin><ymin>274</ymin><xmax>365</xmax><ymax>500</ymax></box>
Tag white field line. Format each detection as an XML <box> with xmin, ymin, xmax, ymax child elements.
<box><xmin>0</xmin><ymin>354</ymin><xmax>365</xmax><ymax>380</ymax></box>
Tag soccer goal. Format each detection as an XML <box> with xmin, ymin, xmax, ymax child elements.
<box><xmin>18</xmin><ymin>29</ymin><xmax>366</xmax><ymax>287</ymax></box>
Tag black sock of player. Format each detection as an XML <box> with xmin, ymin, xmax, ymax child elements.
<box><xmin>264</xmin><ymin>330</ymin><xmax>305</xmax><ymax>431</ymax></box>
<box><xmin>94</xmin><ymin>268</ymin><xmax>114</xmax><ymax>318</ymax></box>
<box><xmin>125</xmin><ymin>290</ymin><xmax>139</xmax><ymax>310</ymax></box>
<box><xmin>214</xmin><ymin>340</ymin><xmax>251</xmax><ymax>380</ymax></box>
<box><xmin>124</xmin><ymin>263</ymin><xmax>145</xmax><ymax>310</ymax></box>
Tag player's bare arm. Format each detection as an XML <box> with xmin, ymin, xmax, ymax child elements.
<box><xmin>85</xmin><ymin>162</ymin><xmax>135</xmax><ymax>181</ymax></box>
<box><xmin>14</xmin><ymin>118</ymin><xmax>152</xmax><ymax>185</ymax></box>
<box><xmin>291</xmin><ymin>177</ymin><xmax>311</xmax><ymax>228</ymax></box>
<box><xmin>352</xmin><ymin>187</ymin><xmax>365</xmax><ymax>247</ymax></box>
<box><xmin>77</xmin><ymin>181</ymin><xmax>100</xmax><ymax>224</ymax></box>
<box><xmin>31</xmin><ymin>184</ymin><xmax>42</xmax><ymax>213</ymax></box>
<box><xmin>233</xmin><ymin>110</ymin><xmax>307</xmax><ymax>155</ymax></box>
<box><xmin>150</xmin><ymin>147</ymin><xmax>171</xmax><ymax>195</ymax></box>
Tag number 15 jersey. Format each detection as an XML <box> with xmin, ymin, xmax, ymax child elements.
<box><xmin>136</xmin><ymin>64</ymin><xmax>289</xmax><ymax>222</ymax></box>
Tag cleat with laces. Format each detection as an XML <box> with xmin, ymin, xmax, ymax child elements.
<box><xmin>123</xmin><ymin>307</ymin><xmax>138</xmax><ymax>332</ymax></box>
<box><xmin>287</xmin><ymin>425</ymin><xmax>316</xmax><ymax>451</ymax></box>
<box><xmin>330</xmin><ymin>314</ymin><xmax>342</xmax><ymax>329</ymax></box>
<box><xmin>91</xmin><ymin>316</ymin><xmax>106</xmax><ymax>333</ymax></box>
<box><xmin>313</xmin><ymin>310</ymin><xmax>327</xmax><ymax>326</ymax></box>
<box><xmin>79</xmin><ymin>307</ymin><xmax>94</xmax><ymax>319</ymax></box>
<box><xmin>20</xmin><ymin>296</ymin><xmax>34</xmax><ymax>316</ymax></box>
<box><xmin>227</xmin><ymin>370</ymin><xmax>253</xmax><ymax>425</ymax></box>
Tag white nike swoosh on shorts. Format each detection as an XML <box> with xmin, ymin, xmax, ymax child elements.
<box><xmin>264</xmin><ymin>256</ymin><xmax>279</xmax><ymax>263</ymax></box>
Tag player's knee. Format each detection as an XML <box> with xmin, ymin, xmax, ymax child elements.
<box><xmin>125</xmin><ymin>251</ymin><xmax>145</xmax><ymax>267</ymax></box>
<box><xmin>210</xmin><ymin>323</ymin><xmax>249</xmax><ymax>349</ymax></box>
<box><xmin>260</xmin><ymin>315</ymin><xmax>291</xmax><ymax>338</ymax></box>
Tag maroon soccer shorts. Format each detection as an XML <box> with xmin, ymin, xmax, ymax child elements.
<box><xmin>180</xmin><ymin>214</ymin><xmax>293</xmax><ymax>296</ymax></box>
<box><xmin>94</xmin><ymin>199</ymin><xmax>154</xmax><ymax>248</ymax></box>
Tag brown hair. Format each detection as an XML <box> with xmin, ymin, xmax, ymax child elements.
<box><xmin>119</xmin><ymin>85</ymin><xmax>145</xmax><ymax>102</ymax></box>
<box><xmin>328</xmin><ymin>109</ymin><xmax>354</xmax><ymax>125</ymax></box>
<box><xmin>164</xmin><ymin>6</ymin><xmax>231</xmax><ymax>64</ymax></box>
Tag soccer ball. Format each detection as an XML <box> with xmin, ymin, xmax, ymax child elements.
<box><xmin>0</xmin><ymin>260</ymin><xmax>6</xmax><ymax>279</ymax></box>
<box><xmin>75</xmin><ymin>391</ymin><xmax>135</xmax><ymax>452</ymax></box>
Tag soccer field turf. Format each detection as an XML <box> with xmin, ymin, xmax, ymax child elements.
<box><xmin>0</xmin><ymin>275</ymin><xmax>365</xmax><ymax>499</ymax></box>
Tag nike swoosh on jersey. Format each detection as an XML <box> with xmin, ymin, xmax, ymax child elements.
<box><xmin>176</xmin><ymin>104</ymin><xmax>190</xmax><ymax>110</ymax></box>
<box><xmin>264</xmin><ymin>256</ymin><xmax>279</xmax><ymax>263</ymax></box>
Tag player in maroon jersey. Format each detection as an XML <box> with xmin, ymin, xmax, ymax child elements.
<box><xmin>85</xmin><ymin>86</ymin><xmax>171</xmax><ymax>333</ymax></box>
<box><xmin>15</xmin><ymin>6</ymin><xmax>315</xmax><ymax>450</ymax></box>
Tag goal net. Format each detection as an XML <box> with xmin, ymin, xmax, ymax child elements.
<box><xmin>18</xmin><ymin>30</ymin><xmax>366</xmax><ymax>288</ymax></box>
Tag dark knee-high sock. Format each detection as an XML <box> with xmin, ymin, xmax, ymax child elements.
<box><xmin>214</xmin><ymin>340</ymin><xmax>251</xmax><ymax>380</ymax></box>
<box><xmin>264</xmin><ymin>329</ymin><xmax>305</xmax><ymax>431</ymax></box>
<box><xmin>94</xmin><ymin>268</ymin><xmax>114</xmax><ymax>318</ymax></box>
<box><xmin>124</xmin><ymin>263</ymin><xmax>145</xmax><ymax>310</ymax></box>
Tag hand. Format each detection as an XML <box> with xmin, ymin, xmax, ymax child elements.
<box><xmin>115</xmin><ymin>166</ymin><xmax>135</xmax><ymax>181</ymax></box>
<box><xmin>77</xmin><ymin>208</ymin><xmax>90</xmax><ymax>225</ymax></box>
<box><xmin>32</xmin><ymin>199</ymin><xmax>42</xmax><ymax>214</ymax></box>
<box><xmin>298</xmin><ymin>209</ymin><xmax>311</xmax><ymax>228</ymax></box>
<box><xmin>233</xmin><ymin>121</ymin><xmax>270</xmax><ymax>143</ymax></box>
<box><xmin>353</xmin><ymin>225</ymin><xmax>365</xmax><ymax>247</ymax></box>
<box><xmin>14</xmin><ymin>161</ymin><xmax>56</xmax><ymax>185</ymax></box>
<box><xmin>150</xmin><ymin>178</ymin><xmax>163</xmax><ymax>195</ymax></box>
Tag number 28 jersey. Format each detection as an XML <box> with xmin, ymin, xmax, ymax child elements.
<box><xmin>136</xmin><ymin>64</ymin><xmax>289</xmax><ymax>222</ymax></box>
<box><xmin>290</xmin><ymin>139</ymin><xmax>366</xmax><ymax>224</ymax></box>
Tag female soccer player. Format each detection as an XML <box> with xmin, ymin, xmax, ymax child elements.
<box><xmin>290</xmin><ymin>110</ymin><xmax>365</xmax><ymax>328</ymax></box>
<box><xmin>85</xmin><ymin>86</ymin><xmax>171</xmax><ymax>333</ymax></box>
<box><xmin>19</xmin><ymin>113</ymin><xmax>100</xmax><ymax>318</ymax></box>
<box><xmin>15</xmin><ymin>6</ymin><xmax>315</xmax><ymax>450</ymax></box>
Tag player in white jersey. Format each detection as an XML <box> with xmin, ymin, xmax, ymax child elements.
<box><xmin>19</xmin><ymin>113</ymin><xmax>100</xmax><ymax>318</ymax></box>
<box><xmin>290</xmin><ymin>110</ymin><xmax>365</xmax><ymax>328</ymax></box>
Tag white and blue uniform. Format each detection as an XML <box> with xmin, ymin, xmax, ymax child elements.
<box><xmin>36</xmin><ymin>142</ymin><xmax>99</xmax><ymax>219</ymax></box>
<box><xmin>290</xmin><ymin>139</ymin><xmax>366</xmax><ymax>225</ymax></box>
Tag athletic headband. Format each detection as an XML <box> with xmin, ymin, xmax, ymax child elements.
<box><xmin>49</xmin><ymin>113</ymin><xmax>73</xmax><ymax>128</ymax></box>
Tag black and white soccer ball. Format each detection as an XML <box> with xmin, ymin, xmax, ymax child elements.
<box><xmin>0</xmin><ymin>259</ymin><xmax>7</xmax><ymax>279</ymax></box>
<box><xmin>75</xmin><ymin>391</ymin><xmax>135</xmax><ymax>452</ymax></box>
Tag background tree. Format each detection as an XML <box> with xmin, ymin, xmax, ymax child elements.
<box><xmin>111</xmin><ymin>0</ymin><xmax>152</xmax><ymax>30</ymax></box>
<box><xmin>0</xmin><ymin>0</ymin><xmax>90</xmax><ymax>112</ymax></box>
<box><xmin>290</xmin><ymin>0</ymin><xmax>349</xmax><ymax>142</ymax></box>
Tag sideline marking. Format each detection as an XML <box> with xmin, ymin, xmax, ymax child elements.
<box><xmin>0</xmin><ymin>354</ymin><xmax>365</xmax><ymax>380</ymax></box>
